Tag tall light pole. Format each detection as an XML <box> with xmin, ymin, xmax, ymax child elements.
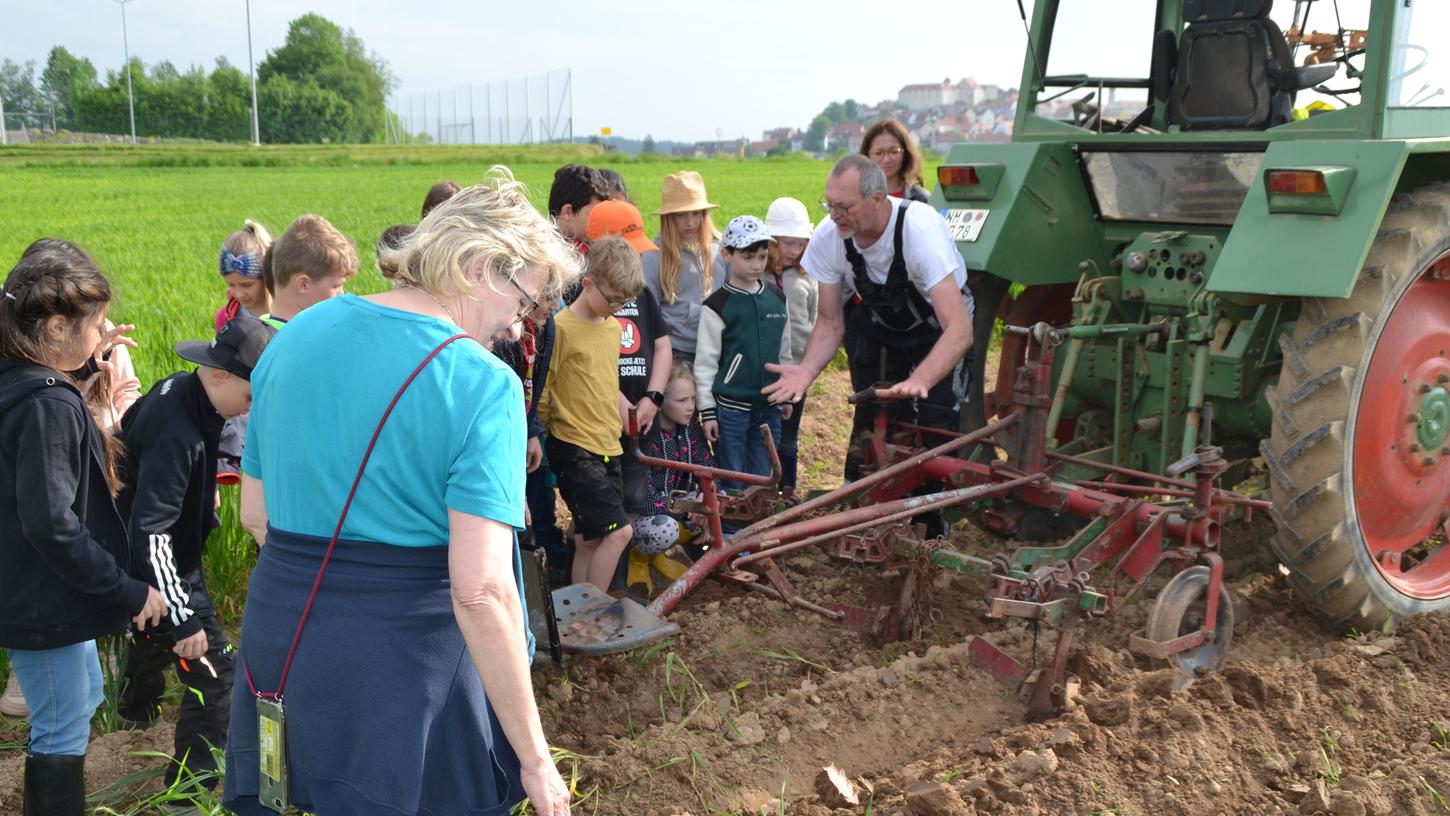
<box><xmin>245</xmin><ymin>0</ymin><xmax>260</xmax><ymax>146</ymax></box>
<box><xmin>115</xmin><ymin>0</ymin><xmax>137</xmax><ymax>144</ymax></box>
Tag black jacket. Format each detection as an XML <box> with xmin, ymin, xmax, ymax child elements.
<box><xmin>116</xmin><ymin>371</ymin><xmax>224</xmax><ymax>639</ymax></box>
<box><xmin>0</xmin><ymin>359</ymin><xmax>151</xmax><ymax>650</ymax></box>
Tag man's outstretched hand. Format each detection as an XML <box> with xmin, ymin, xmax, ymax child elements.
<box><xmin>763</xmin><ymin>362</ymin><xmax>813</xmax><ymax>405</ymax></box>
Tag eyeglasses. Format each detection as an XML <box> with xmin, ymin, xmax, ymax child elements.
<box><xmin>506</xmin><ymin>273</ymin><xmax>541</xmax><ymax>320</ymax></box>
<box><xmin>819</xmin><ymin>197</ymin><xmax>864</xmax><ymax>217</ymax></box>
<box><xmin>596</xmin><ymin>286</ymin><xmax>633</xmax><ymax>309</ymax></box>
<box><xmin>869</xmin><ymin>146</ymin><xmax>904</xmax><ymax>160</ymax></box>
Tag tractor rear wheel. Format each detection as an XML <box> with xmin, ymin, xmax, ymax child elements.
<box><xmin>1264</xmin><ymin>182</ymin><xmax>1450</xmax><ymax>631</ymax></box>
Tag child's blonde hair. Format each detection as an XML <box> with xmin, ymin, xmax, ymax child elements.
<box><xmin>657</xmin><ymin>210</ymin><xmax>720</xmax><ymax>304</ymax></box>
<box><xmin>222</xmin><ymin>219</ymin><xmax>272</xmax><ymax>258</ymax></box>
<box><xmin>667</xmin><ymin>361</ymin><xmax>696</xmax><ymax>391</ymax></box>
<box><xmin>586</xmin><ymin>235</ymin><xmax>645</xmax><ymax>298</ymax></box>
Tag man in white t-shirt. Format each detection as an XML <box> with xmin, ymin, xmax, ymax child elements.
<box><xmin>765</xmin><ymin>154</ymin><xmax>974</xmax><ymax>481</ymax></box>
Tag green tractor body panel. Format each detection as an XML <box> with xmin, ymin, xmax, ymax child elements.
<box><xmin>935</xmin><ymin>137</ymin><xmax>1450</xmax><ymax>299</ymax></box>
<box><xmin>1208</xmin><ymin>140</ymin><xmax>1408</xmax><ymax>298</ymax></box>
<box><xmin>938</xmin><ymin>142</ymin><xmax>1109</xmax><ymax>286</ymax></box>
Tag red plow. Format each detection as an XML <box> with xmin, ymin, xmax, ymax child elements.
<box><xmin>553</xmin><ymin>323</ymin><xmax>1270</xmax><ymax>720</ymax></box>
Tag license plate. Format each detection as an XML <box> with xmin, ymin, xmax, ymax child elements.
<box><xmin>942</xmin><ymin>208</ymin><xmax>989</xmax><ymax>242</ymax></box>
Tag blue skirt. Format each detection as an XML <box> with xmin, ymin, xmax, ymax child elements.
<box><xmin>222</xmin><ymin>528</ymin><xmax>523</xmax><ymax>816</ymax></box>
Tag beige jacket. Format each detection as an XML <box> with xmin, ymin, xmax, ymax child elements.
<box><xmin>777</xmin><ymin>265</ymin><xmax>818</xmax><ymax>367</ymax></box>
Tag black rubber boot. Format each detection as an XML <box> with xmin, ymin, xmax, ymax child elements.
<box><xmin>24</xmin><ymin>752</ymin><xmax>86</xmax><ymax>816</ymax></box>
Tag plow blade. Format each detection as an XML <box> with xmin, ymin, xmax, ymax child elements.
<box><xmin>552</xmin><ymin>583</ymin><xmax>680</xmax><ymax>655</ymax></box>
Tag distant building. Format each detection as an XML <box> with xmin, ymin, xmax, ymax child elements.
<box><xmin>898</xmin><ymin>82</ymin><xmax>958</xmax><ymax>112</ymax></box>
<box><xmin>690</xmin><ymin>139</ymin><xmax>746</xmax><ymax>157</ymax></box>
<box><xmin>827</xmin><ymin>121</ymin><xmax>865</xmax><ymax>152</ymax></box>
<box><xmin>763</xmin><ymin>126</ymin><xmax>804</xmax><ymax>151</ymax></box>
<box><xmin>955</xmin><ymin>77</ymin><xmax>983</xmax><ymax>107</ymax></box>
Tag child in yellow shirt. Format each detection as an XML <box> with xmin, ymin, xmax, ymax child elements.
<box><xmin>537</xmin><ymin>236</ymin><xmax>645</xmax><ymax>590</ymax></box>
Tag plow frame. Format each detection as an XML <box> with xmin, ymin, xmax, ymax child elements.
<box><xmin>587</xmin><ymin>323</ymin><xmax>1269</xmax><ymax>719</ymax></box>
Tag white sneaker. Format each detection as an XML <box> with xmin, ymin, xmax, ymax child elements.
<box><xmin>0</xmin><ymin>674</ymin><xmax>28</xmax><ymax>718</ymax></box>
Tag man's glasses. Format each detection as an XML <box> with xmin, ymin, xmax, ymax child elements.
<box><xmin>869</xmin><ymin>146</ymin><xmax>904</xmax><ymax>160</ymax></box>
<box><xmin>506</xmin><ymin>273</ymin><xmax>541</xmax><ymax>320</ymax></box>
<box><xmin>819</xmin><ymin>197</ymin><xmax>862</xmax><ymax>217</ymax></box>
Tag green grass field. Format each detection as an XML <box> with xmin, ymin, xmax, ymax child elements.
<box><xmin>0</xmin><ymin>144</ymin><xmax>887</xmax><ymax>386</ymax></box>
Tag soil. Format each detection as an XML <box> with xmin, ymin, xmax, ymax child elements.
<box><xmin>4</xmin><ymin>363</ymin><xmax>1450</xmax><ymax>816</ymax></box>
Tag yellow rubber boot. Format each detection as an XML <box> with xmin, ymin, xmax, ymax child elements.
<box><xmin>626</xmin><ymin>549</ymin><xmax>654</xmax><ymax>595</ymax></box>
<box><xmin>650</xmin><ymin>551</ymin><xmax>689</xmax><ymax>582</ymax></box>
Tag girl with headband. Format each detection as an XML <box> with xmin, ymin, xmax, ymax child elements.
<box><xmin>214</xmin><ymin>220</ymin><xmax>273</xmax><ymax>332</ymax></box>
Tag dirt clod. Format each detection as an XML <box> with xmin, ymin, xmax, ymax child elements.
<box><xmin>904</xmin><ymin>781</ymin><xmax>971</xmax><ymax>816</ymax></box>
<box><xmin>1300</xmin><ymin>779</ymin><xmax>1332</xmax><ymax>815</ymax></box>
<box><xmin>1008</xmin><ymin>748</ymin><xmax>1059</xmax><ymax>784</ymax></box>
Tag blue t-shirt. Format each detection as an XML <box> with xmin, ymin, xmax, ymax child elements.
<box><xmin>244</xmin><ymin>294</ymin><xmax>526</xmax><ymax>544</ymax></box>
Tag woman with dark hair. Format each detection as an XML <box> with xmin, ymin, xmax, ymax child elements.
<box><xmin>225</xmin><ymin>168</ymin><xmax>580</xmax><ymax>816</ymax></box>
<box><xmin>861</xmin><ymin>118</ymin><xmax>929</xmax><ymax>202</ymax></box>
<box><xmin>0</xmin><ymin>239</ymin><xmax>167</xmax><ymax>816</ymax></box>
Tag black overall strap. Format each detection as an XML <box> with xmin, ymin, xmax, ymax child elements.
<box><xmin>843</xmin><ymin>201</ymin><xmax>940</xmax><ymax>341</ymax></box>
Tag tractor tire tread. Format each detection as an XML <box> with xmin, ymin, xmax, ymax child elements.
<box><xmin>1266</xmin><ymin>183</ymin><xmax>1450</xmax><ymax>632</ymax></box>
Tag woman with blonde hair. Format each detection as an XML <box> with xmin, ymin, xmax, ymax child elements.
<box><xmin>224</xmin><ymin>167</ymin><xmax>580</xmax><ymax>816</ymax></box>
<box><xmin>643</xmin><ymin>170</ymin><xmax>721</xmax><ymax>364</ymax></box>
<box><xmin>861</xmin><ymin>119</ymin><xmax>929</xmax><ymax>202</ymax></box>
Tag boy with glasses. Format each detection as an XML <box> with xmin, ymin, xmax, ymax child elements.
<box><xmin>536</xmin><ymin>236</ymin><xmax>645</xmax><ymax>592</ymax></box>
<box><xmin>695</xmin><ymin>216</ymin><xmax>793</xmax><ymax>487</ymax></box>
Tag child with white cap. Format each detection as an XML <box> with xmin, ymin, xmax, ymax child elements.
<box><xmin>764</xmin><ymin>197</ymin><xmax>818</xmax><ymax>493</ymax></box>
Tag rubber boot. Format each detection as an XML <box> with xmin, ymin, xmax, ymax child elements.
<box><xmin>650</xmin><ymin>551</ymin><xmax>689</xmax><ymax>583</ymax></box>
<box><xmin>24</xmin><ymin>752</ymin><xmax>86</xmax><ymax>816</ymax></box>
<box><xmin>0</xmin><ymin>674</ymin><xmax>28</xmax><ymax>718</ymax></box>
<box><xmin>626</xmin><ymin>549</ymin><xmax>654</xmax><ymax>595</ymax></box>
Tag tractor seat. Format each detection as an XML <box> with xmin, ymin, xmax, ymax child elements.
<box><xmin>1168</xmin><ymin>0</ymin><xmax>1337</xmax><ymax>130</ymax></box>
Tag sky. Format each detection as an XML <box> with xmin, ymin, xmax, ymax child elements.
<box><xmin>0</xmin><ymin>0</ymin><xmax>1048</xmax><ymax>142</ymax></box>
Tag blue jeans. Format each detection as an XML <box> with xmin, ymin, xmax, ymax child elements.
<box><xmin>715</xmin><ymin>405</ymin><xmax>782</xmax><ymax>490</ymax></box>
<box><xmin>9</xmin><ymin>640</ymin><xmax>104</xmax><ymax>755</ymax></box>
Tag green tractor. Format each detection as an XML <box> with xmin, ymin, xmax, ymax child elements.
<box><xmin>934</xmin><ymin>0</ymin><xmax>1450</xmax><ymax>631</ymax></box>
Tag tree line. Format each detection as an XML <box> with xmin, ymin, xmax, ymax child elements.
<box><xmin>0</xmin><ymin>13</ymin><xmax>397</xmax><ymax>144</ymax></box>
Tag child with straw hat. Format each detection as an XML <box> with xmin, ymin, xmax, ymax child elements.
<box><xmin>642</xmin><ymin>171</ymin><xmax>721</xmax><ymax>365</ymax></box>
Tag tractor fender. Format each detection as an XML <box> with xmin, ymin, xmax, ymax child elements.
<box><xmin>1207</xmin><ymin>139</ymin><xmax>1410</xmax><ymax>299</ymax></box>
<box><xmin>932</xmin><ymin>141</ymin><xmax>1109</xmax><ymax>287</ymax></box>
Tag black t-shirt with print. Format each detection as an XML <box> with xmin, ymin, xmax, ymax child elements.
<box><xmin>617</xmin><ymin>286</ymin><xmax>664</xmax><ymax>404</ymax></box>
